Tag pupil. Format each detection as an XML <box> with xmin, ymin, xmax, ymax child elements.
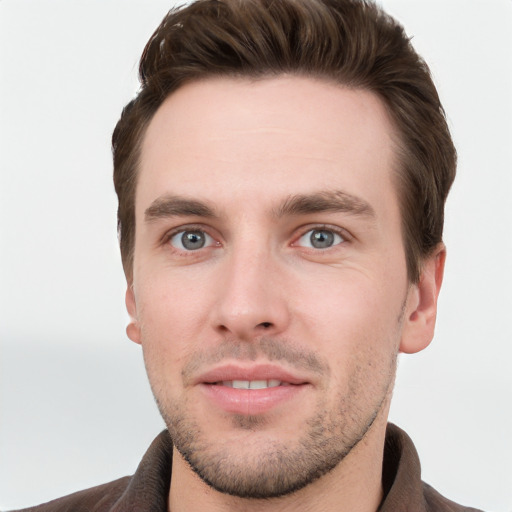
<box><xmin>182</xmin><ymin>231</ymin><xmax>205</xmax><ymax>250</ymax></box>
<box><xmin>311</xmin><ymin>230</ymin><xmax>334</xmax><ymax>249</ymax></box>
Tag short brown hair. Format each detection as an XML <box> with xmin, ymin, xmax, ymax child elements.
<box><xmin>112</xmin><ymin>0</ymin><xmax>456</xmax><ymax>282</ymax></box>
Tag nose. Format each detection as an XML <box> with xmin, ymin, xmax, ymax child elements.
<box><xmin>211</xmin><ymin>247</ymin><xmax>290</xmax><ymax>340</ymax></box>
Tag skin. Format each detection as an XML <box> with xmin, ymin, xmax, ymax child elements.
<box><xmin>126</xmin><ymin>76</ymin><xmax>445</xmax><ymax>512</ymax></box>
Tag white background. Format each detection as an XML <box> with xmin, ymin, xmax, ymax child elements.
<box><xmin>0</xmin><ymin>1</ymin><xmax>511</xmax><ymax>510</ymax></box>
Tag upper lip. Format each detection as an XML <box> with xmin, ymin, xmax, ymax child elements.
<box><xmin>195</xmin><ymin>363</ymin><xmax>310</xmax><ymax>386</ymax></box>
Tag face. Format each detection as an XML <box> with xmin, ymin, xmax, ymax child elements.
<box><xmin>127</xmin><ymin>76</ymin><xmax>435</xmax><ymax>498</ymax></box>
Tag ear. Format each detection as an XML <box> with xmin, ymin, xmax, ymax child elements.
<box><xmin>125</xmin><ymin>284</ymin><xmax>142</xmax><ymax>345</ymax></box>
<box><xmin>399</xmin><ymin>243</ymin><xmax>446</xmax><ymax>354</ymax></box>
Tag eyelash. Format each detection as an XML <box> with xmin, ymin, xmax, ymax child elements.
<box><xmin>161</xmin><ymin>224</ymin><xmax>220</xmax><ymax>252</ymax></box>
<box><xmin>160</xmin><ymin>223</ymin><xmax>351</xmax><ymax>254</ymax></box>
<box><xmin>292</xmin><ymin>224</ymin><xmax>351</xmax><ymax>250</ymax></box>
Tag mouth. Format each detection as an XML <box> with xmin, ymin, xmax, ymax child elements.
<box><xmin>217</xmin><ymin>379</ymin><xmax>289</xmax><ymax>389</ymax></box>
<box><xmin>196</xmin><ymin>365</ymin><xmax>310</xmax><ymax>415</ymax></box>
<box><xmin>196</xmin><ymin>363</ymin><xmax>309</xmax><ymax>386</ymax></box>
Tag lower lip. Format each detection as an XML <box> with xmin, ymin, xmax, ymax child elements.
<box><xmin>199</xmin><ymin>383</ymin><xmax>307</xmax><ymax>415</ymax></box>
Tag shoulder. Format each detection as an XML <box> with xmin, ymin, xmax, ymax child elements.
<box><xmin>423</xmin><ymin>482</ymin><xmax>485</xmax><ymax>512</ymax></box>
<box><xmin>383</xmin><ymin>424</ymin><xmax>486</xmax><ymax>512</ymax></box>
<box><xmin>6</xmin><ymin>430</ymin><xmax>173</xmax><ymax>512</ymax></box>
<box><xmin>8</xmin><ymin>476</ymin><xmax>131</xmax><ymax>512</ymax></box>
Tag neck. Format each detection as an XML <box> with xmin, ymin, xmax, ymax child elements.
<box><xmin>168</xmin><ymin>411</ymin><xmax>389</xmax><ymax>512</ymax></box>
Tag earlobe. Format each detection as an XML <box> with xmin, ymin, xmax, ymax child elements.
<box><xmin>125</xmin><ymin>285</ymin><xmax>142</xmax><ymax>345</ymax></box>
<box><xmin>399</xmin><ymin>244</ymin><xmax>446</xmax><ymax>354</ymax></box>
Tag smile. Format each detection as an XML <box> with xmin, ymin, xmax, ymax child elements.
<box><xmin>193</xmin><ymin>363</ymin><xmax>312</xmax><ymax>415</ymax></box>
<box><xmin>219</xmin><ymin>380</ymin><xmax>287</xmax><ymax>389</ymax></box>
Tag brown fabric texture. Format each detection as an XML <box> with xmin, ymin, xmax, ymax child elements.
<box><xmin>10</xmin><ymin>424</ymin><xmax>483</xmax><ymax>512</ymax></box>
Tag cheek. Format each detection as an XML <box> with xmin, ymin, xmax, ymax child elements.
<box><xmin>295</xmin><ymin>268</ymin><xmax>405</xmax><ymax>382</ymax></box>
<box><xmin>138</xmin><ymin>266</ymin><xmax>213</xmax><ymax>329</ymax></box>
<box><xmin>308</xmin><ymin>279</ymin><xmax>401</xmax><ymax>403</ymax></box>
<box><xmin>300</xmin><ymin>269</ymin><xmax>404</xmax><ymax>334</ymax></box>
<box><xmin>135</xmin><ymin>274</ymin><xmax>212</xmax><ymax>381</ymax></box>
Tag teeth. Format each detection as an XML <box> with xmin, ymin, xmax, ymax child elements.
<box><xmin>222</xmin><ymin>379</ymin><xmax>282</xmax><ymax>389</ymax></box>
<box><xmin>232</xmin><ymin>380</ymin><xmax>250</xmax><ymax>389</ymax></box>
<box><xmin>249</xmin><ymin>380</ymin><xmax>271</xmax><ymax>390</ymax></box>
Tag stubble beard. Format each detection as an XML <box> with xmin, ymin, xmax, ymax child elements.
<box><xmin>149</xmin><ymin>339</ymin><xmax>398</xmax><ymax>500</ymax></box>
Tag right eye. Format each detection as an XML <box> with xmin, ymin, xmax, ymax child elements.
<box><xmin>169</xmin><ymin>230</ymin><xmax>215</xmax><ymax>251</ymax></box>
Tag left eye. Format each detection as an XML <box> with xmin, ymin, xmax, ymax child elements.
<box><xmin>296</xmin><ymin>229</ymin><xmax>345</xmax><ymax>249</ymax></box>
<box><xmin>169</xmin><ymin>230</ymin><xmax>215</xmax><ymax>251</ymax></box>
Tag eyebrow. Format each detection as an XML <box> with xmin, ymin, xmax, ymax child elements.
<box><xmin>144</xmin><ymin>190</ymin><xmax>375</xmax><ymax>223</ymax></box>
<box><xmin>274</xmin><ymin>190</ymin><xmax>375</xmax><ymax>219</ymax></box>
<box><xmin>145</xmin><ymin>195</ymin><xmax>217</xmax><ymax>222</ymax></box>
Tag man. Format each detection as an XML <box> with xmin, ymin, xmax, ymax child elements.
<box><xmin>13</xmin><ymin>0</ymin><xmax>483</xmax><ymax>510</ymax></box>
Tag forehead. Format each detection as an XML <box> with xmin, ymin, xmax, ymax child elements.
<box><xmin>137</xmin><ymin>76</ymin><xmax>399</xmax><ymax>219</ymax></box>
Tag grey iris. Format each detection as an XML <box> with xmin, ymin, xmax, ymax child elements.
<box><xmin>310</xmin><ymin>230</ymin><xmax>334</xmax><ymax>249</ymax></box>
<box><xmin>182</xmin><ymin>231</ymin><xmax>205</xmax><ymax>250</ymax></box>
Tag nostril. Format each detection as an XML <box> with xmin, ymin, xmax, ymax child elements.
<box><xmin>259</xmin><ymin>322</ymin><xmax>272</xmax><ymax>329</ymax></box>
